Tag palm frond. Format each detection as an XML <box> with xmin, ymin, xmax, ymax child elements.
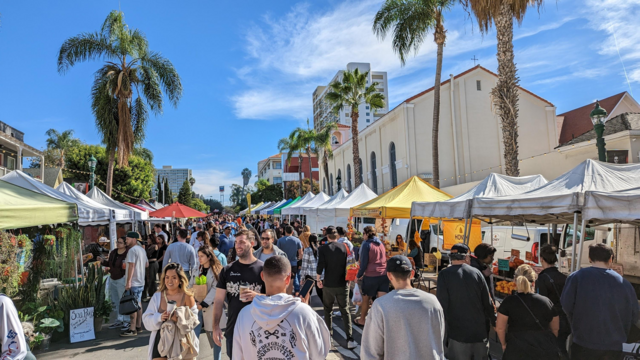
<box><xmin>462</xmin><ymin>0</ymin><xmax>544</xmax><ymax>33</ymax></box>
<box><xmin>58</xmin><ymin>33</ymin><xmax>118</xmax><ymax>73</ymax></box>
<box><xmin>137</xmin><ymin>64</ymin><xmax>163</xmax><ymax>114</ymax></box>
<box><xmin>131</xmin><ymin>96</ymin><xmax>148</xmax><ymax>145</ymax></box>
<box><xmin>141</xmin><ymin>51</ymin><xmax>182</xmax><ymax>107</ymax></box>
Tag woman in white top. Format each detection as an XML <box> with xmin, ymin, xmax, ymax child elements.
<box><xmin>189</xmin><ymin>246</ymin><xmax>224</xmax><ymax>360</ymax></box>
<box><xmin>142</xmin><ymin>263</ymin><xmax>198</xmax><ymax>360</ymax></box>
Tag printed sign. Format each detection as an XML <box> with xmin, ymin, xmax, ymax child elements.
<box><xmin>510</xmin><ymin>249</ymin><xmax>521</xmax><ymax>259</ymax></box>
<box><xmin>525</xmin><ymin>251</ymin><xmax>532</xmax><ymax>261</ymax></box>
<box><xmin>69</xmin><ymin>307</ymin><xmax>95</xmax><ymax>343</ymax></box>
<box><xmin>498</xmin><ymin>259</ymin><xmax>510</xmax><ymax>271</ymax></box>
<box><xmin>219</xmin><ymin>186</ymin><xmax>225</xmax><ymax>193</ymax></box>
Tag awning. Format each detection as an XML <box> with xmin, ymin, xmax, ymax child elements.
<box><xmin>87</xmin><ymin>187</ymin><xmax>149</xmax><ymax>221</ymax></box>
<box><xmin>149</xmin><ymin>202</ymin><xmax>207</xmax><ymax>218</ymax></box>
<box><xmin>56</xmin><ymin>182</ymin><xmax>133</xmax><ymax>223</ymax></box>
<box><xmin>272</xmin><ymin>197</ymin><xmax>299</xmax><ymax>215</ymax></box>
<box><xmin>583</xmin><ymin>187</ymin><xmax>640</xmax><ymax>226</ymax></box>
<box><xmin>281</xmin><ymin>192</ymin><xmax>319</xmax><ymax>215</ymax></box>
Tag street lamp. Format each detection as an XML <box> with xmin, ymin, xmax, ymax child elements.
<box><xmin>590</xmin><ymin>101</ymin><xmax>608</xmax><ymax>162</ymax></box>
<box><xmin>88</xmin><ymin>155</ymin><xmax>97</xmax><ymax>190</ymax></box>
<box><xmin>336</xmin><ymin>174</ymin><xmax>342</xmax><ymax>191</ymax></box>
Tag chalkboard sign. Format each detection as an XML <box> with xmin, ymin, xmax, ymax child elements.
<box><xmin>498</xmin><ymin>259</ymin><xmax>510</xmax><ymax>271</ymax></box>
<box><xmin>69</xmin><ymin>307</ymin><xmax>95</xmax><ymax>343</ymax></box>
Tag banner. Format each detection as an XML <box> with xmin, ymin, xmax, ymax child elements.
<box><xmin>442</xmin><ymin>220</ymin><xmax>482</xmax><ymax>251</ymax></box>
<box><xmin>246</xmin><ymin>193</ymin><xmax>252</xmax><ymax>214</ymax></box>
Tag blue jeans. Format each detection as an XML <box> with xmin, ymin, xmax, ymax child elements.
<box><xmin>109</xmin><ymin>277</ymin><xmax>130</xmax><ymax>323</ymax></box>
<box><xmin>130</xmin><ymin>286</ymin><xmax>144</xmax><ymax>303</ymax></box>
<box><xmin>196</xmin><ymin>310</ymin><xmax>221</xmax><ymax>360</ymax></box>
<box><xmin>291</xmin><ymin>266</ymin><xmax>300</xmax><ymax>293</ymax></box>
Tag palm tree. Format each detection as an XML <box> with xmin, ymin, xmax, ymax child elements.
<box><xmin>277</xmin><ymin>130</ymin><xmax>305</xmax><ymax>196</ymax></box>
<box><xmin>58</xmin><ymin>10</ymin><xmax>182</xmax><ymax>196</ymax></box>
<box><xmin>462</xmin><ymin>0</ymin><xmax>543</xmax><ymax>176</ymax></box>
<box><xmin>374</xmin><ymin>0</ymin><xmax>455</xmax><ymax>189</ymax></box>
<box><xmin>313</xmin><ymin>122</ymin><xmax>338</xmax><ymax>194</ymax></box>
<box><xmin>133</xmin><ymin>146</ymin><xmax>154</xmax><ymax>163</ymax></box>
<box><xmin>291</xmin><ymin>119</ymin><xmax>319</xmax><ymax>194</ymax></box>
<box><xmin>44</xmin><ymin>129</ymin><xmax>82</xmax><ymax>169</ymax></box>
<box><xmin>325</xmin><ymin>68</ymin><xmax>385</xmax><ymax>188</ymax></box>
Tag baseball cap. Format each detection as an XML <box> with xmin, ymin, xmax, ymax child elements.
<box><xmin>450</xmin><ymin>243</ymin><xmax>470</xmax><ymax>260</ymax></box>
<box><xmin>325</xmin><ymin>226</ymin><xmax>336</xmax><ymax>235</ymax></box>
<box><xmin>224</xmin><ymin>225</ymin><xmax>231</xmax><ymax>230</ymax></box>
<box><xmin>387</xmin><ymin>255</ymin><xmax>413</xmax><ymax>273</ymax></box>
<box><xmin>126</xmin><ymin>231</ymin><xmax>140</xmax><ymax>239</ymax></box>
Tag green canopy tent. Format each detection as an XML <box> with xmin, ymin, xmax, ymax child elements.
<box><xmin>0</xmin><ymin>179</ymin><xmax>78</xmax><ymax>230</ymax></box>
<box><xmin>273</xmin><ymin>196</ymin><xmax>300</xmax><ymax>216</ymax></box>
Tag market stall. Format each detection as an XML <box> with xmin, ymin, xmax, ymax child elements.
<box><xmin>270</xmin><ymin>197</ymin><xmax>299</xmax><ymax>216</ymax></box>
<box><xmin>291</xmin><ymin>192</ymin><xmax>330</xmax><ymax>224</ymax></box>
<box><xmin>239</xmin><ymin>202</ymin><xmax>264</xmax><ymax>215</ymax></box>
<box><xmin>86</xmin><ymin>186</ymin><xmax>149</xmax><ymax>222</ymax></box>
<box><xmin>315</xmin><ymin>184</ymin><xmax>377</xmax><ymax>233</ymax></box>
<box><xmin>260</xmin><ymin>199</ymin><xmax>288</xmax><ymax>216</ymax></box>
<box><xmin>280</xmin><ymin>192</ymin><xmax>315</xmax><ymax>217</ymax></box>
<box><xmin>0</xmin><ymin>179</ymin><xmax>79</xmax><ymax>230</ymax></box>
<box><xmin>304</xmin><ymin>189</ymin><xmax>349</xmax><ymax>233</ymax></box>
<box><xmin>249</xmin><ymin>201</ymin><xmax>272</xmax><ymax>215</ymax></box>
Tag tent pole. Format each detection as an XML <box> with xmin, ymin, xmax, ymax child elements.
<box><xmin>490</xmin><ymin>218</ymin><xmax>494</xmax><ymax>299</ymax></box>
<box><xmin>576</xmin><ymin>217</ymin><xmax>587</xmax><ymax>271</ymax></box>
<box><xmin>437</xmin><ymin>220</ymin><xmax>441</xmax><ymax>276</ymax></box>
<box><xmin>570</xmin><ymin>213</ymin><xmax>578</xmax><ymax>272</ymax></box>
<box><xmin>462</xmin><ymin>218</ymin><xmax>469</xmax><ymax>245</ymax></box>
<box><xmin>466</xmin><ymin>218</ymin><xmax>473</xmax><ymax>246</ymax></box>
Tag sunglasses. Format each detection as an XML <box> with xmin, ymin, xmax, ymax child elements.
<box><xmin>260</xmin><ymin>237</ymin><xmax>271</xmax><ymax>241</ymax></box>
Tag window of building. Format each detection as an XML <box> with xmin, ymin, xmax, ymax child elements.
<box><xmin>274</xmin><ymin>162</ymin><xmax>282</xmax><ymax>169</ymax></box>
<box><xmin>337</xmin><ymin>169</ymin><xmax>342</xmax><ymax>191</ymax></box>
<box><xmin>346</xmin><ymin>164</ymin><xmax>352</xmax><ymax>192</ymax></box>
<box><xmin>366</xmin><ymin>119</ymin><xmax>370</xmax><ymax>123</ymax></box>
<box><xmin>345</xmin><ymin>113</ymin><xmax>350</xmax><ymax>117</ymax></box>
<box><xmin>273</xmin><ymin>177</ymin><xmax>282</xmax><ymax>184</ymax></box>
<box><xmin>477</xmin><ymin>80</ymin><xmax>482</xmax><ymax>91</ymax></box>
<box><xmin>370</xmin><ymin>152</ymin><xmax>377</xmax><ymax>193</ymax></box>
<box><xmin>332</xmin><ymin>135</ymin><xmax>339</xmax><ymax>145</ymax></box>
<box><xmin>389</xmin><ymin>142</ymin><xmax>398</xmax><ymax>188</ymax></box>
<box><xmin>358</xmin><ymin>158</ymin><xmax>364</xmax><ymax>185</ymax></box>
<box><xmin>366</xmin><ymin>106</ymin><xmax>369</xmax><ymax>110</ymax></box>
<box><xmin>376</xmin><ymin>88</ymin><xmax>384</xmax><ymax>92</ymax></box>
<box><xmin>330</xmin><ymin>173</ymin><xmax>334</xmax><ymax>196</ymax></box>
<box><xmin>323</xmin><ymin>178</ymin><xmax>327</xmax><ymax>193</ymax></box>
<box><xmin>372</xmin><ymin>74</ymin><xmax>383</xmax><ymax>80</ymax></box>
<box><xmin>366</xmin><ymin>112</ymin><xmax>370</xmax><ymax>116</ymax></box>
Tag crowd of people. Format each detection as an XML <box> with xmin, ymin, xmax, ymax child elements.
<box><xmin>2</xmin><ymin>213</ymin><xmax>639</xmax><ymax>360</ymax></box>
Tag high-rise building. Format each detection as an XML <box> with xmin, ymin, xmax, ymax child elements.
<box><xmin>313</xmin><ymin>62</ymin><xmax>389</xmax><ymax>132</ymax></box>
<box><xmin>154</xmin><ymin>165</ymin><xmax>193</xmax><ymax>196</ymax></box>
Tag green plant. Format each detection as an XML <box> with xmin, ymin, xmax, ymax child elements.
<box><xmin>30</xmin><ymin>333</ymin><xmax>44</xmax><ymax>349</ymax></box>
<box><xmin>37</xmin><ymin>318</ymin><xmax>62</xmax><ymax>335</ymax></box>
<box><xmin>0</xmin><ymin>232</ymin><xmax>22</xmax><ymax>296</ymax></box>
<box><xmin>94</xmin><ymin>298</ymin><xmax>113</xmax><ymax>321</ymax></box>
<box><xmin>56</xmin><ymin>264</ymin><xmax>107</xmax><ymax>325</ymax></box>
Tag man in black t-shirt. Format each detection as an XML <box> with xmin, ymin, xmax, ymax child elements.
<box><xmin>212</xmin><ymin>229</ymin><xmax>265</xmax><ymax>359</ymax></box>
<box><xmin>317</xmin><ymin>227</ymin><xmax>357</xmax><ymax>349</ymax></box>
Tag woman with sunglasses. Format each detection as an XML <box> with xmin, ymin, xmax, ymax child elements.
<box><xmin>143</xmin><ymin>263</ymin><xmax>198</xmax><ymax>360</ymax></box>
<box><xmin>189</xmin><ymin>247</ymin><xmax>224</xmax><ymax>360</ymax></box>
<box><xmin>100</xmin><ymin>237</ymin><xmax>130</xmax><ymax>330</ymax></box>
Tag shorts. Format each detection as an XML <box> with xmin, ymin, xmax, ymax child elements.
<box><xmin>362</xmin><ymin>275</ymin><xmax>389</xmax><ymax>297</ymax></box>
<box><xmin>130</xmin><ymin>286</ymin><xmax>144</xmax><ymax>303</ymax></box>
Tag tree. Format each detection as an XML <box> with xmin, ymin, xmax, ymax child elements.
<box><xmin>255</xmin><ymin>178</ymin><xmax>270</xmax><ymax>191</ymax></box>
<box><xmin>177</xmin><ymin>179</ymin><xmax>193</xmax><ymax>207</ymax></box>
<box><xmin>374</xmin><ymin>0</ymin><xmax>454</xmax><ymax>188</ymax></box>
<box><xmin>134</xmin><ymin>146</ymin><xmax>154</xmax><ymax>164</ymax></box>
<box><xmin>290</xmin><ymin>119</ymin><xmax>318</xmax><ymax>193</ymax></box>
<box><xmin>155</xmin><ymin>176</ymin><xmax>162</xmax><ymax>201</ymax></box>
<box><xmin>278</xmin><ymin>130</ymin><xmax>305</xmax><ymax>197</ymax></box>
<box><xmin>44</xmin><ymin>129</ymin><xmax>82</xmax><ymax>168</ymax></box>
<box><xmin>204</xmin><ymin>199</ymin><xmax>224</xmax><ymax>213</ymax></box>
<box><xmin>285</xmin><ymin>178</ymin><xmax>319</xmax><ymax>199</ymax></box>
<box><xmin>191</xmin><ymin>198</ymin><xmax>209</xmax><ymax>213</ymax></box>
<box><xmin>63</xmin><ymin>143</ymin><xmax>155</xmax><ymax>203</ymax></box>
<box><xmin>162</xmin><ymin>177</ymin><xmax>173</xmax><ymax>204</ymax></box>
<box><xmin>230</xmin><ymin>184</ymin><xmax>246</xmax><ymax>209</ymax></box>
<box><xmin>29</xmin><ymin>148</ymin><xmax>60</xmax><ymax>169</ymax></box>
<box><xmin>313</xmin><ymin>122</ymin><xmax>338</xmax><ymax>194</ymax></box>
<box><xmin>252</xmin><ymin>182</ymin><xmax>284</xmax><ymax>204</ymax></box>
<box><xmin>325</xmin><ymin>68</ymin><xmax>385</xmax><ymax>188</ymax></box>
<box><xmin>462</xmin><ymin>0</ymin><xmax>543</xmax><ymax>176</ymax></box>
<box><xmin>58</xmin><ymin>10</ymin><xmax>182</xmax><ymax>196</ymax></box>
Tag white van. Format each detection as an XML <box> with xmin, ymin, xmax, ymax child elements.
<box><xmin>481</xmin><ymin>226</ymin><xmax>553</xmax><ymax>265</ymax></box>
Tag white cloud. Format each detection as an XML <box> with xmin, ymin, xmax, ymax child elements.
<box><xmin>191</xmin><ymin>169</ymin><xmax>243</xmax><ymax>203</ymax></box>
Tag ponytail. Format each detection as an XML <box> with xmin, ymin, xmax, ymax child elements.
<box><xmin>514</xmin><ymin>264</ymin><xmax>537</xmax><ymax>294</ymax></box>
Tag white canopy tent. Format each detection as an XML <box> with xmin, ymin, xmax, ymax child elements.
<box><xmin>250</xmin><ymin>202</ymin><xmax>273</xmax><ymax>214</ymax></box>
<box><xmin>284</xmin><ymin>192</ymin><xmax>330</xmax><ymax>216</ymax></box>
<box><xmin>304</xmin><ymin>189</ymin><xmax>348</xmax><ymax>233</ymax></box>
<box><xmin>57</xmin><ymin>182</ymin><xmax>133</xmax><ymax>222</ymax></box>
<box><xmin>86</xmin><ymin>186</ymin><xmax>149</xmax><ymax>221</ymax></box>
<box><xmin>411</xmin><ymin>173</ymin><xmax>548</xmax><ymax>220</ymax></box>
<box><xmin>583</xmin><ymin>187</ymin><xmax>640</xmax><ymax>226</ymax></box>
<box><xmin>1</xmin><ymin>170</ymin><xmax>112</xmax><ymax>226</ymax></box>
<box><xmin>314</xmin><ymin>184</ymin><xmax>377</xmax><ymax>233</ymax></box>
<box><xmin>281</xmin><ymin>192</ymin><xmax>316</xmax><ymax>216</ymax></box>
<box><xmin>260</xmin><ymin>199</ymin><xmax>287</xmax><ymax>215</ymax></box>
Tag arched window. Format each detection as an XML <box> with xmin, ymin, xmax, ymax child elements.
<box><xmin>358</xmin><ymin>158</ymin><xmax>364</xmax><ymax>186</ymax></box>
<box><xmin>323</xmin><ymin>177</ymin><xmax>326</xmax><ymax>193</ymax></box>
<box><xmin>331</xmin><ymin>135</ymin><xmax>339</xmax><ymax>145</ymax></box>
<box><xmin>346</xmin><ymin>164</ymin><xmax>352</xmax><ymax>192</ymax></box>
<box><xmin>337</xmin><ymin>169</ymin><xmax>342</xmax><ymax>190</ymax></box>
<box><xmin>330</xmin><ymin>173</ymin><xmax>334</xmax><ymax>196</ymax></box>
<box><xmin>370</xmin><ymin>152</ymin><xmax>378</xmax><ymax>193</ymax></box>
<box><xmin>389</xmin><ymin>142</ymin><xmax>398</xmax><ymax>188</ymax></box>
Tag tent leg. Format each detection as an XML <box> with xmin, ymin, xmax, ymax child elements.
<box><xmin>466</xmin><ymin>218</ymin><xmax>473</xmax><ymax>246</ymax></box>
<box><xmin>576</xmin><ymin>217</ymin><xmax>587</xmax><ymax>271</ymax></box>
<box><xmin>462</xmin><ymin>218</ymin><xmax>469</xmax><ymax>245</ymax></box>
<box><xmin>570</xmin><ymin>213</ymin><xmax>578</xmax><ymax>272</ymax></box>
<box><xmin>490</xmin><ymin>219</ymin><xmax>494</xmax><ymax>299</ymax></box>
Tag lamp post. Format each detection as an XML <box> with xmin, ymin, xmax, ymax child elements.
<box><xmin>336</xmin><ymin>174</ymin><xmax>342</xmax><ymax>192</ymax></box>
<box><xmin>88</xmin><ymin>155</ymin><xmax>97</xmax><ymax>190</ymax></box>
<box><xmin>590</xmin><ymin>101</ymin><xmax>608</xmax><ymax>162</ymax></box>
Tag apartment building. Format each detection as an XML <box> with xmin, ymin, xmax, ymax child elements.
<box><xmin>257</xmin><ymin>154</ymin><xmax>283</xmax><ymax>185</ymax></box>
<box><xmin>155</xmin><ymin>165</ymin><xmax>192</xmax><ymax>195</ymax></box>
<box><xmin>0</xmin><ymin>121</ymin><xmax>44</xmax><ymax>179</ymax></box>
<box><xmin>313</xmin><ymin>62</ymin><xmax>389</xmax><ymax>132</ymax></box>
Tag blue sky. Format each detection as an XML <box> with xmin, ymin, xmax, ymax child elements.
<box><xmin>1</xmin><ymin>0</ymin><xmax>639</xmax><ymax>202</ymax></box>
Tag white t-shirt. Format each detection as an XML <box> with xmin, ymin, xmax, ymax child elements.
<box><xmin>125</xmin><ymin>245</ymin><xmax>147</xmax><ymax>287</ymax></box>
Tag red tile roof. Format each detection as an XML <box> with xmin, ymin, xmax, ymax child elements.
<box><xmin>404</xmin><ymin>65</ymin><xmax>553</xmax><ymax>106</ymax></box>
<box><xmin>557</xmin><ymin>92</ymin><xmax>626</xmax><ymax>145</ymax></box>
<box><xmin>337</xmin><ymin>124</ymin><xmax>351</xmax><ymax>129</ymax></box>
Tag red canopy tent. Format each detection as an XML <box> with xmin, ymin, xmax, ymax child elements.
<box><xmin>124</xmin><ymin>202</ymin><xmax>150</xmax><ymax>213</ymax></box>
<box><xmin>149</xmin><ymin>202</ymin><xmax>207</xmax><ymax>218</ymax></box>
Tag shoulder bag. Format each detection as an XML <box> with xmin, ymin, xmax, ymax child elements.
<box><xmin>119</xmin><ymin>289</ymin><xmax>141</xmax><ymax>315</ymax></box>
<box><xmin>516</xmin><ymin>294</ymin><xmax>566</xmax><ymax>360</ymax></box>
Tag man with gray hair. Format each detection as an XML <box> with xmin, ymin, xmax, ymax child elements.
<box><xmin>190</xmin><ymin>223</ymin><xmax>204</xmax><ymax>246</ymax></box>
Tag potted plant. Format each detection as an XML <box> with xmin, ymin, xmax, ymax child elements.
<box><xmin>36</xmin><ymin>318</ymin><xmax>62</xmax><ymax>350</ymax></box>
<box><xmin>93</xmin><ymin>298</ymin><xmax>112</xmax><ymax>332</ymax></box>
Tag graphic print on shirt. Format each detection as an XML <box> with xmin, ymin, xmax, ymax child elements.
<box><xmin>225</xmin><ymin>280</ymin><xmax>263</xmax><ymax>297</ymax></box>
<box><xmin>249</xmin><ymin>318</ymin><xmax>298</xmax><ymax>360</ymax></box>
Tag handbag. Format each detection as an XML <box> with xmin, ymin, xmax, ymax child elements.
<box><xmin>515</xmin><ymin>294</ymin><xmax>567</xmax><ymax>360</ymax></box>
<box><xmin>345</xmin><ymin>245</ymin><xmax>359</xmax><ymax>282</ymax></box>
<box><xmin>119</xmin><ymin>289</ymin><xmax>141</xmax><ymax>315</ymax></box>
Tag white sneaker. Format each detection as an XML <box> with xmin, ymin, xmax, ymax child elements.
<box><xmin>347</xmin><ymin>339</ymin><xmax>358</xmax><ymax>349</ymax></box>
<box><xmin>108</xmin><ymin>320</ymin><xmax>123</xmax><ymax>329</ymax></box>
<box><xmin>121</xmin><ymin>322</ymin><xmax>131</xmax><ymax>331</ymax></box>
<box><xmin>332</xmin><ymin>311</ymin><xmax>341</xmax><ymax>316</ymax></box>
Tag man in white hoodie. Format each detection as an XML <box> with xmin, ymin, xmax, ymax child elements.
<box><xmin>232</xmin><ymin>256</ymin><xmax>331</xmax><ymax>360</ymax></box>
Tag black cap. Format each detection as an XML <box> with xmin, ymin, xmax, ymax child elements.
<box><xmin>387</xmin><ymin>255</ymin><xmax>413</xmax><ymax>273</ymax></box>
<box><xmin>126</xmin><ymin>231</ymin><xmax>140</xmax><ymax>239</ymax></box>
<box><xmin>325</xmin><ymin>226</ymin><xmax>336</xmax><ymax>235</ymax></box>
<box><xmin>450</xmin><ymin>243</ymin><xmax>470</xmax><ymax>260</ymax></box>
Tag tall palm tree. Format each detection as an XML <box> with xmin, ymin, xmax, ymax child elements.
<box><xmin>277</xmin><ymin>130</ymin><xmax>305</xmax><ymax>196</ymax></box>
<box><xmin>44</xmin><ymin>129</ymin><xmax>82</xmax><ymax>169</ymax></box>
<box><xmin>291</xmin><ymin>119</ymin><xmax>319</xmax><ymax>193</ymax></box>
<box><xmin>58</xmin><ymin>10</ymin><xmax>182</xmax><ymax>196</ymax></box>
<box><xmin>325</xmin><ymin>69</ymin><xmax>385</xmax><ymax>188</ymax></box>
<box><xmin>241</xmin><ymin>168</ymin><xmax>252</xmax><ymax>200</ymax></box>
<box><xmin>133</xmin><ymin>146</ymin><xmax>154</xmax><ymax>163</ymax></box>
<box><xmin>374</xmin><ymin>0</ymin><xmax>455</xmax><ymax>189</ymax></box>
<box><xmin>313</xmin><ymin>122</ymin><xmax>338</xmax><ymax>194</ymax></box>
<box><xmin>462</xmin><ymin>0</ymin><xmax>543</xmax><ymax>176</ymax></box>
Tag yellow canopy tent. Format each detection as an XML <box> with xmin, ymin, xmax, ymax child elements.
<box><xmin>350</xmin><ymin>176</ymin><xmax>452</xmax><ymax>218</ymax></box>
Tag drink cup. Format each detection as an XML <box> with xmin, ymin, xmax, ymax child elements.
<box><xmin>166</xmin><ymin>300</ymin><xmax>177</xmax><ymax>314</ymax></box>
<box><xmin>239</xmin><ymin>284</ymin><xmax>250</xmax><ymax>302</ymax></box>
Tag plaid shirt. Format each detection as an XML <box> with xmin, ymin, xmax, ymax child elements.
<box><xmin>300</xmin><ymin>247</ymin><xmax>318</xmax><ymax>279</ymax></box>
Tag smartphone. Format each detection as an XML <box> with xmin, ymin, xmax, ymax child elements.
<box><xmin>299</xmin><ymin>279</ymin><xmax>315</xmax><ymax>298</ymax></box>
